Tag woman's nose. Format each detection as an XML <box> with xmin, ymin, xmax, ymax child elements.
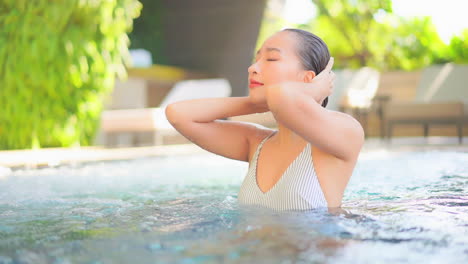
<box><xmin>248</xmin><ymin>61</ymin><xmax>258</xmax><ymax>74</ymax></box>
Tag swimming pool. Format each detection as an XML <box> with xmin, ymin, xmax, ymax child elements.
<box><xmin>0</xmin><ymin>149</ymin><xmax>467</xmax><ymax>263</ymax></box>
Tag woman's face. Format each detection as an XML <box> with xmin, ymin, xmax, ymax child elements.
<box><xmin>247</xmin><ymin>31</ymin><xmax>306</xmax><ymax>102</ymax></box>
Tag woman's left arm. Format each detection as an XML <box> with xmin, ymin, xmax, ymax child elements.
<box><xmin>266</xmin><ymin>61</ymin><xmax>365</xmax><ymax>161</ymax></box>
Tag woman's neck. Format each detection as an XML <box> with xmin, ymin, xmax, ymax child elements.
<box><xmin>271</xmin><ymin>122</ymin><xmax>308</xmax><ymax>147</ymax></box>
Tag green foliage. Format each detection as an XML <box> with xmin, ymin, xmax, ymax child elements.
<box><xmin>128</xmin><ymin>0</ymin><xmax>167</xmax><ymax>64</ymax></box>
<box><xmin>446</xmin><ymin>29</ymin><xmax>468</xmax><ymax>63</ymax></box>
<box><xmin>375</xmin><ymin>16</ymin><xmax>447</xmax><ymax>70</ymax></box>
<box><xmin>0</xmin><ymin>0</ymin><xmax>142</xmax><ymax>150</ymax></box>
<box><xmin>306</xmin><ymin>0</ymin><xmax>449</xmax><ymax>71</ymax></box>
<box><xmin>254</xmin><ymin>0</ymin><xmax>456</xmax><ymax>71</ymax></box>
<box><xmin>249</xmin><ymin>0</ymin><xmax>467</xmax><ymax>71</ymax></box>
<box><xmin>304</xmin><ymin>0</ymin><xmax>391</xmax><ymax>68</ymax></box>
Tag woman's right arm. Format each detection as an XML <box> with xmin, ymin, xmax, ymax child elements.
<box><xmin>165</xmin><ymin>96</ymin><xmax>270</xmax><ymax>162</ymax></box>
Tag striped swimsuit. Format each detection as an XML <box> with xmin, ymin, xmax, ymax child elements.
<box><xmin>238</xmin><ymin>131</ymin><xmax>328</xmax><ymax>211</ymax></box>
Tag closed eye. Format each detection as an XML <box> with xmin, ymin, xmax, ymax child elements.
<box><xmin>251</xmin><ymin>58</ymin><xmax>278</xmax><ymax>63</ymax></box>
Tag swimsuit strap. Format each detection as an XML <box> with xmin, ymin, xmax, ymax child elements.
<box><xmin>254</xmin><ymin>130</ymin><xmax>277</xmax><ymax>160</ymax></box>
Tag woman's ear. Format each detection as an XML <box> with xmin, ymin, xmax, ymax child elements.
<box><xmin>303</xmin><ymin>70</ymin><xmax>316</xmax><ymax>83</ymax></box>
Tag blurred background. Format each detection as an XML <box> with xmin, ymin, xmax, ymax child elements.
<box><xmin>1</xmin><ymin>0</ymin><xmax>467</xmax><ymax>151</ymax></box>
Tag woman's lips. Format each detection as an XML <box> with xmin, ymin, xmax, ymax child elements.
<box><xmin>249</xmin><ymin>80</ymin><xmax>264</xmax><ymax>89</ymax></box>
<box><xmin>249</xmin><ymin>83</ymin><xmax>263</xmax><ymax>88</ymax></box>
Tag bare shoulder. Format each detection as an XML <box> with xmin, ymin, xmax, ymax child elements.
<box><xmin>326</xmin><ymin>110</ymin><xmax>365</xmax><ymax>159</ymax></box>
<box><xmin>341</xmin><ymin>111</ymin><xmax>365</xmax><ymax>146</ymax></box>
<box><xmin>329</xmin><ymin>110</ymin><xmax>364</xmax><ymax>135</ymax></box>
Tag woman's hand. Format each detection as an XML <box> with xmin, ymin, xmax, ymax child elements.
<box><xmin>249</xmin><ymin>57</ymin><xmax>335</xmax><ymax>113</ymax></box>
<box><xmin>306</xmin><ymin>57</ymin><xmax>335</xmax><ymax>105</ymax></box>
<box><xmin>268</xmin><ymin>57</ymin><xmax>335</xmax><ymax>108</ymax></box>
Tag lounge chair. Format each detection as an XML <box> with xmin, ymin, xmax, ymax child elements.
<box><xmin>383</xmin><ymin>63</ymin><xmax>468</xmax><ymax>144</ymax></box>
<box><xmin>328</xmin><ymin>68</ymin><xmax>358</xmax><ymax>111</ymax></box>
<box><xmin>371</xmin><ymin>70</ymin><xmax>422</xmax><ymax>138</ymax></box>
<box><xmin>338</xmin><ymin>67</ymin><xmax>381</xmax><ymax>137</ymax></box>
<box><xmin>100</xmin><ymin>78</ymin><xmax>232</xmax><ymax>146</ymax></box>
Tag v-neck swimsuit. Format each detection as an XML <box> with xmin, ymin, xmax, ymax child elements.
<box><xmin>238</xmin><ymin>131</ymin><xmax>328</xmax><ymax>211</ymax></box>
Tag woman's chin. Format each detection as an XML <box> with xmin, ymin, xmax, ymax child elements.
<box><xmin>248</xmin><ymin>94</ymin><xmax>263</xmax><ymax>105</ymax></box>
<box><xmin>248</xmin><ymin>88</ymin><xmax>266</xmax><ymax>99</ymax></box>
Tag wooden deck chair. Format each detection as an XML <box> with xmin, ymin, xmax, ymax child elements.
<box><xmin>100</xmin><ymin>78</ymin><xmax>232</xmax><ymax>146</ymax></box>
<box><xmin>371</xmin><ymin>70</ymin><xmax>422</xmax><ymax>138</ymax></box>
<box><xmin>384</xmin><ymin>63</ymin><xmax>468</xmax><ymax>143</ymax></box>
<box><xmin>328</xmin><ymin>68</ymin><xmax>358</xmax><ymax>111</ymax></box>
<box><xmin>338</xmin><ymin>67</ymin><xmax>380</xmax><ymax>137</ymax></box>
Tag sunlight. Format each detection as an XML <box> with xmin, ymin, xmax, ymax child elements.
<box><xmin>283</xmin><ymin>0</ymin><xmax>316</xmax><ymax>24</ymax></box>
<box><xmin>283</xmin><ymin>0</ymin><xmax>468</xmax><ymax>44</ymax></box>
<box><xmin>392</xmin><ymin>0</ymin><xmax>468</xmax><ymax>43</ymax></box>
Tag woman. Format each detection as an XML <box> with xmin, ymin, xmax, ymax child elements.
<box><xmin>165</xmin><ymin>28</ymin><xmax>364</xmax><ymax>211</ymax></box>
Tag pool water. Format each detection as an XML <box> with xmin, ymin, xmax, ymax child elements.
<box><xmin>0</xmin><ymin>149</ymin><xmax>467</xmax><ymax>263</ymax></box>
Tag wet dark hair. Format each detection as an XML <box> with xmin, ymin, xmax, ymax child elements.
<box><xmin>282</xmin><ymin>28</ymin><xmax>330</xmax><ymax>108</ymax></box>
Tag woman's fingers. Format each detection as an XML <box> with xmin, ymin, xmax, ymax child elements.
<box><xmin>316</xmin><ymin>57</ymin><xmax>334</xmax><ymax>79</ymax></box>
<box><xmin>325</xmin><ymin>57</ymin><xmax>334</xmax><ymax>73</ymax></box>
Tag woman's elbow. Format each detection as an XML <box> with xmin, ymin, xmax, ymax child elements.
<box><xmin>165</xmin><ymin>103</ymin><xmax>182</xmax><ymax>126</ymax></box>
